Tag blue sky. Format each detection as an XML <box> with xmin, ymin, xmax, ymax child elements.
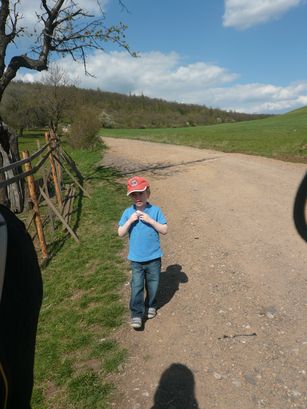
<box><xmin>14</xmin><ymin>1</ymin><xmax>307</xmax><ymax>114</ymax></box>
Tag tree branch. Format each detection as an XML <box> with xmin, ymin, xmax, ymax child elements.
<box><xmin>0</xmin><ymin>1</ymin><xmax>135</xmax><ymax>98</ymax></box>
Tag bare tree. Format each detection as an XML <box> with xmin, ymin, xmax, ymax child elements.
<box><xmin>0</xmin><ymin>0</ymin><xmax>133</xmax><ymax>100</ymax></box>
<box><xmin>0</xmin><ymin>0</ymin><xmax>133</xmax><ymax>210</ymax></box>
<box><xmin>39</xmin><ymin>63</ymin><xmax>74</xmax><ymax>133</ymax></box>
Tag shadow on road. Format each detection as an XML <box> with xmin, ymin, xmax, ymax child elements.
<box><xmin>157</xmin><ymin>264</ymin><xmax>188</xmax><ymax>309</ymax></box>
<box><xmin>293</xmin><ymin>172</ymin><xmax>307</xmax><ymax>242</ymax></box>
<box><xmin>97</xmin><ymin>156</ymin><xmax>219</xmax><ymax>179</ymax></box>
<box><xmin>150</xmin><ymin>363</ymin><xmax>199</xmax><ymax>409</ymax></box>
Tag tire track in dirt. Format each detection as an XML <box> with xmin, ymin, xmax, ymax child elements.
<box><xmin>101</xmin><ymin>137</ymin><xmax>307</xmax><ymax>409</ymax></box>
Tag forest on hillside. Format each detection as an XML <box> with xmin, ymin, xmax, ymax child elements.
<box><xmin>0</xmin><ymin>79</ymin><xmax>271</xmax><ymax>134</ymax></box>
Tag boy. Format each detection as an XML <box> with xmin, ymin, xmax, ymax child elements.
<box><xmin>118</xmin><ymin>176</ymin><xmax>168</xmax><ymax>329</ymax></box>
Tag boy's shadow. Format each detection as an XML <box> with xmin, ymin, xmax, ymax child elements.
<box><xmin>157</xmin><ymin>264</ymin><xmax>188</xmax><ymax>309</ymax></box>
<box><xmin>151</xmin><ymin>363</ymin><xmax>199</xmax><ymax>409</ymax></box>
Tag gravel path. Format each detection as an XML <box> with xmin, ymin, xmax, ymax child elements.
<box><xmin>101</xmin><ymin>137</ymin><xmax>307</xmax><ymax>409</ymax></box>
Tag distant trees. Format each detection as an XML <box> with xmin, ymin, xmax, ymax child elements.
<box><xmin>1</xmin><ymin>80</ymin><xmax>271</xmax><ymax>133</ymax></box>
<box><xmin>0</xmin><ymin>83</ymin><xmax>39</xmax><ymax>136</ymax></box>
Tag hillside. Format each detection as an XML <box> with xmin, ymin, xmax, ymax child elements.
<box><xmin>1</xmin><ymin>80</ymin><xmax>270</xmax><ymax>129</ymax></box>
<box><xmin>70</xmin><ymin>87</ymin><xmax>270</xmax><ymax>128</ymax></box>
<box><xmin>101</xmin><ymin>107</ymin><xmax>307</xmax><ymax>163</ymax></box>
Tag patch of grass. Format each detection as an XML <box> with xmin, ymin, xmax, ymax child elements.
<box><xmin>68</xmin><ymin>371</ymin><xmax>114</xmax><ymax>408</ymax></box>
<box><xmin>30</xmin><ymin>145</ymin><xmax>131</xmax><ymax>408</ymax></box>
<box><xmin>103</xmin><ymin>349</ymin><xmax>127</xmax><ymax>373</ymax></box>
<box><xmin>100</xmin><ymin>107</ymin><xmax>307</xmax><ymax>163</ymax></box>
<box><xmin>18</xmin><ymin>134</ymin><xmax>46</xmax><ymax>154</ymax></box>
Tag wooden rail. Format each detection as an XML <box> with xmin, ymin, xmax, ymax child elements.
<box><xmin>0</xmin><ymin>132</ymin><xmax>90</xmax><ymax>259</ymax></box>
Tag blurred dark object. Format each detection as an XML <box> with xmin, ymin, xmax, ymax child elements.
<box><xmin>0</xmin><ymin>204</ymin><xmax>43</xmax><ymax>409</ymax></box>
<box><xmin>293</xmin><ymin>172</ymin><xmax>307</xmax><ymax>242</ymax></box>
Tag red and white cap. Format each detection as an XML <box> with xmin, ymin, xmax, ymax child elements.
<box><xmin>127</xmin><ymin>176</ymin><xmax>149</xmax><ymax>196</ymax></box>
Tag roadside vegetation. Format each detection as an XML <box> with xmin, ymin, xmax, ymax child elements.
<box><xmin>19</xmin><ymin>136</ymin><xmax>131</xmax><ymax>409</ymax></box>
<box><xmin>100</xmin><ymin>107</ymin><xmax>307</xmax><ymax>163</ymax></box>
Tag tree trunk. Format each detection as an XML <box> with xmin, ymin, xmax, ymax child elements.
<box><xmin>0</xmin><ymin>121</ymin><xmax>24</xmax><ymax>213</ymax></box>
<box><xmin>0</xmin><ymin>148</ymin><xmax>9</xmax><ymax>206</ymax></box>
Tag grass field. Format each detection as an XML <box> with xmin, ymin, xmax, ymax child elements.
<box><xmin>33</xmin><ymin>161</ymin><xmax>128</xmax><ymax>408</ymax></box>
<box><xmin>100</xmin><ymin>107</ymin><xmax>307</xmax><ymax>163</ymax></box>
<box><xmin>18</xmin><ymin>136</ymin><xmax>132</xmax><ymax>408</ymax></box>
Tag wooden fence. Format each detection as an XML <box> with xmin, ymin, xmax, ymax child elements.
<box><xmin>0</xmin><ymin>132</ymin><xmax>90</xmax><ymax>259</ymax></box>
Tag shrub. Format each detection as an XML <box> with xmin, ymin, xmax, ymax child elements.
<box><xmin>99</xmin><ymin>110</ymin><xmax>116</xmax><ymax>128</ymax></box>
<box><xmin>67</xmin><ymin>106</ymin><xmax>100</xmax><ymax>149</ymax></box>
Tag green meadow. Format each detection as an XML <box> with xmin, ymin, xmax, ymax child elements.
<box><xmin>100</xmin><ymin>107</ymin><xmax>307</xmax><ymax>163</ymax></box>
<box><xmin>16</xmin><ymin>138</ymin><xmax>131</xmax><ymax>409</ymax></box>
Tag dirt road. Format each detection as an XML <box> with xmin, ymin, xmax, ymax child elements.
<box><xmin>101</xmin><ymin>137</ymin><xmax>307</xmax><ymax>409</ymax></box>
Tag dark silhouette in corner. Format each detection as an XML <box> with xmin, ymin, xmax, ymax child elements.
<box><xmin>157</xmin><ymin>264</ymin><xmax>188</xmax><ymax>309</ymax></box>
<box><xmin>293</xmin><ymin>172</ymin><xmax>307</xmax><ymax>242</ymax></box>
<box><xmin>0</xmin><ymin>204</ymin><xmax>43</xmax><ymax>409</ymax></box>
<box><xmin>151</xmin><ymin>363</ymin><xmax>199</xmax><ymax>409</ymax></box>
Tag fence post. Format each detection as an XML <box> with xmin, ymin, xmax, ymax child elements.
<box><xmin>22</xmin><ymin>150</ymin><xmax>48</xmax><ymax>259</ymax></box>
<box><xmin>45</xmin><ymin>132</ymin><xmax>62</xmax><ymax>208</ymax></box>
<box><xmin>36</xmin><ymin>140</ymin><xmax>55</xmax><ymax>234</ymax></box>
<box><xmin>50</xmin><ymin>129</ymin><xmax>62</xmax><ymax>187</ymax></box>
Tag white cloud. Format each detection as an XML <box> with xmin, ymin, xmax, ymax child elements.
<box><xmin>223</xmin><ymin>0</ymin><xmax>303</xmax><ymax>29</ymax></box>
<box><xmin>15</xmin><ymin>51</ymin><xmax>307</xmax><ymax>114</ymax></box>
<box><xmin>202</xmin><ymin>82</ymin><xmax>307</xmax><ymax>113</ymax></box>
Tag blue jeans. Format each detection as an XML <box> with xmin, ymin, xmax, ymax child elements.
<box><xmin>130</xmin><ymin>258</ymin><xmax>161</xmax><ymax>318</ymax></box>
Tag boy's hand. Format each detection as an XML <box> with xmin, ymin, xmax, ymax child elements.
<box><xmin>118</xmin><ymin>211</ymin><xmax>140</xmax><ymax>237</ymax></box>
<box><xmin>137</xmin><ymin>211</ymin><xmax>168</xmax><ymax>235</ymax></box>
<box><xmin>129</xmin><ymin>212</ymin><xmax>140</xmax><ymax>223</ymax></box>
<box><xmin>137</xmin><ymin>211</ymin><xmax>151</xmax><ymax>223</ymax></box>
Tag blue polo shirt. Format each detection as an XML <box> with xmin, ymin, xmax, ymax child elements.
<box><xmin>118</xmin><ymin>203</ymin><xmax>167</xmax><ymax>262</ymax></box>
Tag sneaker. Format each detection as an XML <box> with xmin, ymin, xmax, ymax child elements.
<box><xmin>130</xmin><ymin>317</ymin><xmax>142</xmax><ymax>329</ymax></box>
<box><xmin>147</xmin><ymin>308</ymin><xmax>157</xmax><ymax>319</ymax></box>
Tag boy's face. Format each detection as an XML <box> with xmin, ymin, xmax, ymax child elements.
<box><xmin>130</xmin><ymin>190</ymin><xmax>150</xmax><ymax>209</ymax></box>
